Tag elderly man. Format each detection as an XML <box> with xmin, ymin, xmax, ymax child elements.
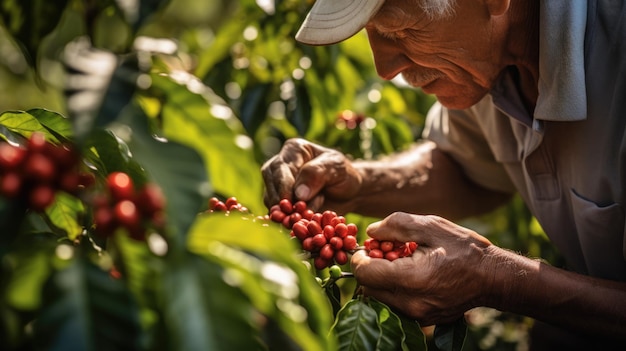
<box><xmin>261</xmin><ymin>0</ymin><xmax>626</xmax><ymax>349</ymax></box>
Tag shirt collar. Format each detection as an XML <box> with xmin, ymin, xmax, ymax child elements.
<box><xmin>534</xmin><ymin>1</ymin><xmax>588</xmax><ymax>122</ymax></box>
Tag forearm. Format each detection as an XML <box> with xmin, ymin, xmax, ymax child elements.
<box><xmin>350</xmin><ymin>141</ymin><xmax>511</xmax><ymax>220</ymax></box>
<box><xmin>483</xmin><ymin>245</ymin><xmax>626</xmax><ymax>339</ymax></box>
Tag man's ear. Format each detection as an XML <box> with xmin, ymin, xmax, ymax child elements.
<box><xmin>484</xmin><ymin>0</ymin><xmax>510</xmax><ymax>16</ymax></box>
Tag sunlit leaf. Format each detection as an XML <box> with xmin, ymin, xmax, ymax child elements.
<box><xmin>28</xmin><ymin>108</ymin><xmax>74</xmax><ymax>141</ymax></box>
<box><xmin>44</xmin><ymin>192</ymin><xmax>84</xmax><ymax>240</ymax></box>
<box><xmin>188</xmin><ymin>212</ymin><xmax>336</xmax><ymax>348</ymax></box>
<box><xmin>0</xmin><ymin>110</ymin><xmax>59</xmax><ymax>142</ymax></box>
<box><xmin>204</xmin><ymin>241</ymin><xmax>328</xmax><ymax>351</ymax></box>
<box><xmin>149</xmin><ymin>73</ymin><xmax>265</xmax><ymax>214</ymax></box>
<box><xmin>160</xmin><ymin>252</ymin><xmax>261</xmax><ymax>351</ymax></box>
<box><xmin>4</xmin><ymin>239</ymin><xmax>53</xmax><ymax>311</ymax></box>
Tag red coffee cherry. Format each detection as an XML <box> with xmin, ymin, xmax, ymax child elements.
<box><xmin>334</xmin><ymin>250</ymin><xmax>348</xmax><ymax>265</ymax></box>
<box><xmin>29</xmin><ymin>185</ymin><xmax>55</xmax><ymax>211</ymax></box>
<box><xmin>27</xmin><ymin>132</ymin><xmax>47</xmax><ymax>153</ymax></box>
<box><xmin>343</xmin><ymin>235</ymin><xmax>357</xmax><ymax>251</ymax></box>
<box><xmin>368</xmin><ymin>249</ymin><xmax>384</xmax><ymax>259</ymax></box>
<box><xmin>279</xmin><ymin>198</ymin><xmax>293</xmax><ymax>214</ymax></box>
<box><xmin>321</xmin><ymin>210</ymin><xmax>336</xmax><ymax>227</ymax></box>
<box><xmin>319</xmin><ymin>244</ymin><xmax>335</xmax><ymax>261</ymax></box>
<box><xmin>225</xmin><ymin>197</ymin><xmax>238</xmax><ymax>209</ymax></box>
<box><xmin>0</xmin><ymin>144</ymin><xmax>26</xmax><ymax>170</ymax></box>
<box><xmin>323</xmin><ymin>225</ymin><xmax>335</xmax><ymax>240</ymax></box>
<box><xmin>329</xmin><ymin>236</ymin><xmax>343</xmax><ymax>250</ymax></box>
<box><xmin>302</xmin><ymin>237</ymin><xmax>314</xmax><ymax>251</ymax></box>
<box><xmin>107</xmin><ymin>172</ymin><xmax>134</xmax><ymax>200</ymax></box>
<box><xmin>23</xmin><ymin>153</ymin><xmax>56</xmax><ymax>183</ymax></box>
<box><xmin>307</xmin><ymin>220</ymin><xmax>323</xmax><ymax>237</ymax></box>
<box><xmin>384</xmin><ymin>251</ymin><xmax>400</xmax><ymax>261</ymax></box>
<box><xmin>311</xmin><ymin>233</ymin><xmax>327</xmax><ymax>249</ymax></box>
<box><xmin>314</xmin><ymin>256</ymin><xmax>331</xmax><ymax>270</ymax></box>
<box><xmin>113</xmin><ymin>200</ymin><xmax>140</xmax><ymax>228</ymax></box>
<box><xmin>346</xmin><ymin>223</ymin><xmax>358</xmax><ymax>236</ymax></box>
<box><xmin>293</xmin><ymin>200</ymin><xmax>307</xmax><ymax>214</ymax></box>
<box><xmin>0</xmin><ymin>172</ymin><xmax>22</xmax><ymax>198</ymax></box>
<box><xmin>135</xmin><ymin>183</ymin><xmax>165</xmax><ymax>216</ymax></box>
<box><xmin>94</xmin><ymin>206</ymin><xmax>116</xmax><ymax>236</ymax></box>
<box><xmin>269</xmin><ymin>209</ymin><xmax>286</xmax><ymax>222</ymax></box>
<box><xmin>380</xmin><ymin>241</ymin><xmax>394</xmax><ymax>253</ymax></box>
<box><xmin>334</xmin><ymin>223</ymin><xmax>348</xmax><ymax>238</ymax></box>
<box><xmin>292</xmin><ymin>221</ymin><xmax>309</xmax><ymax>240</ymax></box>
<box><xmin>59</xmin><ymin>172</ymin><xmax>81</xmax><ymax>194</ymax></box>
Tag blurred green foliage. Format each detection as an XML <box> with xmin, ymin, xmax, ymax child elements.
<box><xmin>0</xmin><ymin>0</ymin><xmax>564</xmax><ymax>350</ymax></box>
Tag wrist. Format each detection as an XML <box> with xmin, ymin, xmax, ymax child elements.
<box><xmin>477</xmin><ymin>245</ymin><xmax>540</xmax><ymax>311</ymax></box>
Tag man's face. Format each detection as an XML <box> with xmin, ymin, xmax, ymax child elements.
<box><xmin>365</xmin><ymin>0</ymin><xmax>506</xmax><ymax>109</ymax></box>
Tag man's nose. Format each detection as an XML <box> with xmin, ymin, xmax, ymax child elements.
<box><xmin>366</xmin><ymin>29</ymin><xmax>413</xmax><ymax>80</ymax></box>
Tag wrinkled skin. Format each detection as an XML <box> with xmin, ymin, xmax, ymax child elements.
<box><xmin>351</xmin><ymin>212</ymin><xmax>494</xmax><ymax>325</ymax></box>
<box><xmin>261</xmin><ymin>139</ymin><xmax>362</xmax><ymax>213</ymax></box>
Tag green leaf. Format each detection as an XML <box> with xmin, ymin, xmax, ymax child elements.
<box><xmin>44</xmin><ymin>192</ymin><xmax>84</xmax><ymax>240</ymax></box>
<box><xmin>188</xmin><ymin>212</ymin><xmax>336</xmax><ymax>349</ymax></box>
<box><xmin>120</xmin><ymin>104</ymin><xmax>208</xmax><ymax>247</ymax></box>
<box><xmin>331</xmin><ymin>298</ymin><xmax>380</xmax><ymax>351</ymax></box>
<box><xmin>28</xmin><ymin>108</ymin><xmax>74</xmax><ymax>141</ymax></box>
<box><xmin>204</xmin><ymin>241</ymin><xmax>328</xmax><ymax>351</ymax></box>
<box><xmin>369</xmin><ymin>299</ymin><xmax>409</xmax><ymax>351</ymax></box>
<box><xmin>324</xmin><ymin>281</ymin><xmax>343</xmax><ymax>318</ymax></box>
<box><xmin>150</xmin><ymin>73</ymin><xmax>265</xmax><ymax>214</ymax></box>
<box><xmin>0</xmin><ymin>0</ymin><xmax>70</xmax><ymax>67</ymax></box>
<box><xmin>239</xmin><ymin>83</ymin><xmax>272</xmax><ymax>136</ymax></box>
<box><xmin>434</xmin><ymin>318</ymin><xmax>468</xmax><ymax>351</ymax></box>
<box><xmin>0</xmin><ymin>110</ymin><xmax>59</xmax><ymax>142</ymax></box>
<box><xmin>160</xmin><ymin>252</ymin><xmax>262</xmax><ymax>351</ymax></box>
<box><xmin>3</xmin><ymin>237</ymin><xmax>54</xmax><ymax>311</ymax></box>
<box><xmin>83</xmin><ymin>129</ymin><xmax>147</xmax><ymax>185</ymax></box>
<box><xmin>33</xmin><ymin>255</ymin><xmax>142</xmax><ymax>351</ymax></box>
<box><xmin>289</xmin><ymin>82</ymin><xmax>312</xmax><ymax>136</ymax></box>
<box><xmin>398</xmin><ymin>314</ymin><xmax>428</xmax><ymax>351</ymax></box>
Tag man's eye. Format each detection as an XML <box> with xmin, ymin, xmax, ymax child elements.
<box><xmin>379</xmin><ymin>29</ymin><xmax>409</xmax><ymax>41</ymax></box>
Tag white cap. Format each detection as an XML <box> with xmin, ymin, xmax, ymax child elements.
<box><xmin>295</xmin><ymin>0</ymin><xmax>385</xmax><ymax>45</ymax></box>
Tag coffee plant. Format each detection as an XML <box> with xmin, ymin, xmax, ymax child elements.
<box><xmin>0</xmin><ymin>0</ymin><xmax>563</xmax><ymax>350</ymax></box>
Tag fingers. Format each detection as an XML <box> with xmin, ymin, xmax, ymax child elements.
<box><xmin>351</xmin><ymin>249</ymin><xmax>417</xmax><ymax>289</ymax></box>
<box><xmin>262</xmin><ymin>160</ymin><xmax>296</xmax><ymax>208</ymax></box>
<box><xmin>262</xmin><ymin>138</ymin><xmax>359</xmax><ymax>211</ymax></box>
<box><xmin>365</xmin><ymin>212</ymin><xmax>418</xmax><ymax>243</ymax></box>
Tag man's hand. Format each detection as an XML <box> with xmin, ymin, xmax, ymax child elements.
<box><xmin>351</xmin><ymin>212</ymin><xmax>494</xmax><ymax>326</ymax></box>
<box><xmin>261</xmin><ymin>138</ymin><xmax>362</xmax><ymax>212</ymax></box>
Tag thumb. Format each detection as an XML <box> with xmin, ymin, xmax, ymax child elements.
<box><xmin>365</xmin><ymin>212</ymin><xmax>420</xmax><ymax>243</ymax></box>
<box><xmin>293</xmin><ymin>159</ymin><xmax>328</xmax><ymax>202</ymax></box>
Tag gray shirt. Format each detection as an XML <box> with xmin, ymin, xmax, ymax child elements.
<box><xmin>424</xmin><ymin>0</ymin><xmax>626</xmax><ymax>282</ymax></box>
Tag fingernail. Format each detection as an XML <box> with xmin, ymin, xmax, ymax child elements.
<box><xmin>295</xmin><ymin>184</ymin><xmax>310</xmax><ymax>199</ymax></box>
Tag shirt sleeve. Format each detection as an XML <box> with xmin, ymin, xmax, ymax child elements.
<box><xmin>422</xmin><ymin>101</ymin><xmax>517</xmax><ymax>194</ymax></box>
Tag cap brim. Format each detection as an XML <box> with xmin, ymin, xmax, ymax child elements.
<box><xmin>295</xmin><ymin>0</ymin><xmax>385</xmax><ymax>45</ymax></box>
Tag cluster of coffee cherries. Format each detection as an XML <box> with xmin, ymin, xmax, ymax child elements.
<box><xmin>364</xmin><ymin>238</ymin><xmax>418</xmax><ymax>261</ymax></box>
<box><xmin>92</xmin><ymin>172</ymin><xmax>166</xmax><ymax>241</ymax></box>
<box><xmin>0</xmin><ymin>132</ymin><xmax>94</xmax><ymax>211</ymax></box>
<box><xmin>208</xmin><ymin>196</ymin><xmax>249</xmax><ymax>213</ymax></box>
<box><xmin>269</xmin><ymin>199</ymin><xmax>359</xmax><ymax>270</ymax></box>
